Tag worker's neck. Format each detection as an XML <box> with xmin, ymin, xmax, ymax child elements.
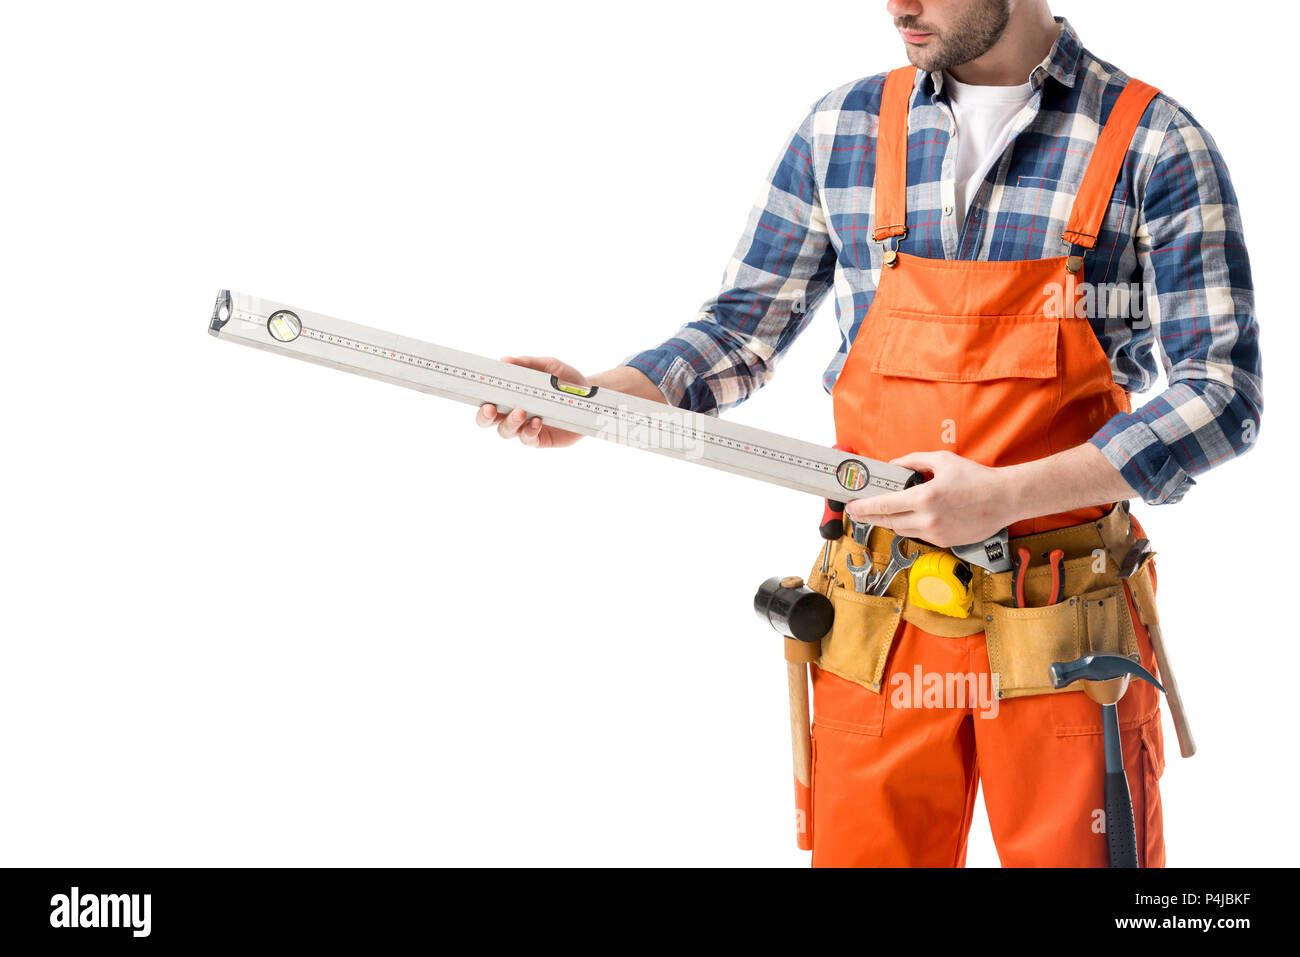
<box><xmin>945</xmin><ymin>7</ymin><xmax>1061</xmax><ymax>87</ymax></box>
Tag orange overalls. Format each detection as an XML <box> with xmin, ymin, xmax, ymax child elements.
<box><xmin>811</xmin><ymin>67</ymin><xmax>1166</xmax><ymax>867</ymax></box>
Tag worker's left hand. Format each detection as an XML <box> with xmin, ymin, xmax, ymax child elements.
<box><xmin>845</xmin><ymin>450</ymin><xmax>1012</xmax><ymax>547</ymax></box>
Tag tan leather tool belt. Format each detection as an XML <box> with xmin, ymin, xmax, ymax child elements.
<box><xmin>806</xmin><ymin>504</ymin><xmax>1152</xmax><ymax>699</ymax></box>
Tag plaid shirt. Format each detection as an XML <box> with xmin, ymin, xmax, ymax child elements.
<box><xmin>624</xmin><ymin>18</ymin><xmax>1262</xmax><ymax>505</ymax></box>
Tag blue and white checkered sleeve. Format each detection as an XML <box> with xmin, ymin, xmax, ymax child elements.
<box><xmin>1089</xmin><ymin>106</ymin><xmax>1263</xmax><ymax>505</ymax></box>
<box><xmin>624</xmin><ymin>103</ymin><xmax>838</xmax><ymax>415</ymax></box>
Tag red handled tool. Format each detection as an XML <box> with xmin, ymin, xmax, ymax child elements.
<box><xmin>1045</xmin><ymin>548</ymin><xmax>1065</xmax><ymax>605</ymax></box>
<box><xmin>819</xmin><ymin>443</ymin><xmax>854</xmax><ymax>575</ymax></box>
<box><xmin>1012</xmin><ymin>547</ymin><xmax>1032</xmax><ymax>608</ymax></box>
<box><xmin>1013</xmin><ymin>547</ymin><xmax>1066</xmax><ymax>608</ymax></box>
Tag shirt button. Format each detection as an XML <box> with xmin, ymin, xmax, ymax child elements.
<box><xmin>943</xmin><ymin>205</ymin><xmax>954</xmax><ymax>216</ymax></box>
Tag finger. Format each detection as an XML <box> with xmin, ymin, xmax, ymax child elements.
<box><xmin>502</xmin><ymin>355</ymin><xmax>552</xmax><ymax>372</ymax></box>
<box><xmin>502</xmin><ymin>355</ymin><xmax>583</xmax><ymax>383</ymax></box>
<box><xmin>497</xmin><ymin>407</ymin><xmax>528</xmax><ymax>439</ymax></box>
<box><xmin>858</xmin><ymin>514</ymin><xmax>901</xmax><ymax>534</ymax></box>
<box><xmin>517</xmin><ymin>417</ymin><xmax>544</xmax><ymax>447</ymax></box>
<box><xmin>476</xmin><ymin>403</ymin><xmax>502</xmax><ymax>427</ymax></box>
<box><xmin>849</xmin><ymin>506</ymin><xmax>929</xmax><ymax>540</ymax></box>
<box><xmin>846</xmin><ymin>490</ymin><xmax>919</xmax><ymax>523</ymax></box>
<box><xmin>884</xmin><ymin>523</ymin><xmax>934</xmax><ymax>543</ymax></box>
<box><xmin>889</xmin><ymin>450</ymin><xmax>945</xmax><ymax>476</ymax></box>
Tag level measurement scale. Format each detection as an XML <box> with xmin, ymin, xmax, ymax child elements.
<box><xmin>208</xmin><ymin>289</ymin><xmax>918</xmax><ymax>498</ymax></box>
<box><xmin>207</xmin><ymin>290</ymin><xmax>1011</xmax><ymax>571</ymax></box>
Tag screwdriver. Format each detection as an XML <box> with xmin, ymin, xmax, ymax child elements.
<box><xmin>819</xmin><ymin>444</ymin><xmax>853</xmax><ymax>575</ymax></box>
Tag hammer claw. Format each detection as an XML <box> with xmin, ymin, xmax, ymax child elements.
<box><xmin>1048</xmin><ymin>653</ymin><xmax>1165</xmax><ymax>694</ymax></box>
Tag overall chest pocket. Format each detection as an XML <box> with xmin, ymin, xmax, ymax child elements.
<box><xmin>870</xmin><ymin>310</ymin><xmax>1060</xmax><ymax>382</ymax></box>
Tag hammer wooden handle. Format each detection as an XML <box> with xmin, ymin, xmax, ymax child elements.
<box><xmin>1148</xmin><ymin>622</ymin><xmax>1195</xmax><ymax>758</ymax></box>
<box><xmin>1122</xmin><ymin>559</ymin><xmax>1196</xmax><ymax>760</ymax></box>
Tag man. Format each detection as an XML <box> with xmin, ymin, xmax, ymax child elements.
<box><xmin>475</xmin><ymin>0</ymin><xmax>1261</xmax><ymax>867</ymax></box>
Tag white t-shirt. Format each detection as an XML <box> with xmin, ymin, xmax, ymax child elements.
<box><xmin>943</xmin><ymin>73</ymin><xmax>1035</xmax><ymax>222</ymax></box>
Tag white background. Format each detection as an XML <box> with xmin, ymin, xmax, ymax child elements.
<box><xmin>1</xmin><ymin>0</ymin><xmax>1291</xmax><ymax>867</ymax></box>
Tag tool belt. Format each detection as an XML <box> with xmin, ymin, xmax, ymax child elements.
<box><xmin>805</xmin><ymin>504</ymin><xmax>1154</xmax><ymax>699</ymax></box>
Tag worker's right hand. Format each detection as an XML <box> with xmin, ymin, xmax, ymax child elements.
<box><xmin>475</xmin><ymin>356</ymin><xmax>586</xmax><ymax>449</ymax></box>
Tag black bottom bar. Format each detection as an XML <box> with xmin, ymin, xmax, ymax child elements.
<box><xmin>0</xmin><ymin>865</ymin><xmax>1288</xmax><ymax>945</ymax></box>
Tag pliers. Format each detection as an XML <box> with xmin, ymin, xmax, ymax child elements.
<box><xmin>1012</xmin><ymin>547</ymin><xmax>1066</xmax><ymax>608</ymax></box>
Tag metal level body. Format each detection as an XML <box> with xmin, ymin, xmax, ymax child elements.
<box><xmin>208</xmin><ymin>290</ymin><xmax>1013</xmax><ymax>572</ymax></box>
<box><xmin>208</xmin><ymin>290</ymin><xmax>919</xmax><ymax>502</ymax></box>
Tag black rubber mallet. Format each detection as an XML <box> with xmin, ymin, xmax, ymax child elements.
<box><xmin>755</xmin><ymin>576</ymin><xmax>834</xmax><ymax>850</ymax></box>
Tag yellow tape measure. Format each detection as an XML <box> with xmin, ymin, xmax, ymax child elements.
<box><xmin>908</xmin><ymin>551</ymin><xmax>976</xmax><ymax>618</ymax></box>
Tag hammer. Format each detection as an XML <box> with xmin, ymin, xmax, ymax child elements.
<box><xmin>1049</xmin><ymin>653</ymin><xmax>1165</xmax><ymax>868</ymax></box>
<box><xmin>754</xmin><ymin>576</ymin><xmax>834</xmax><ymax>851</ymax></box>
<box><xmin>1120</xmin><ymin>539</ymin><xmax>1196</xmax><ymax>758</ymax></box>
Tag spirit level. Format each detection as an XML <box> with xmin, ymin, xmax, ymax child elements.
<box><xmin>207</xmin><ymin>290</ymin><xmax>1012</xmax><ymax>571</ymax></box>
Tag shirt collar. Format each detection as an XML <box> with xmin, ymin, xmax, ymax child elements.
<box><xmin>918</xmin><ymin>17</ymin><xmax>1082</xmax><ymax>99</ymax></box>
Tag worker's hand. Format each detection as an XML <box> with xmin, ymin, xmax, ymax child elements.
<box><xmin>845</xmin><ymin>450</ymin><xmax>1012</xmax><ymax>547</ymax></box>
<box><xmin>475</xmin><ymin>356</ymin><xmax>586</xmax><ymax>449</ymax></box>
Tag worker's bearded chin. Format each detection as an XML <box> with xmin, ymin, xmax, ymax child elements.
<box><xmin>898</xmin><ymin>0</ymin><xmax>1012</xmax><ymax>73</ymax></box>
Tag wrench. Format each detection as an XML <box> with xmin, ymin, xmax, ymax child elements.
<box><xmin>851</xmin><ymin>519</ymin><xmax>874</xmax><ymax>547</ymax></box>
<box><xmin>868</xmin><ymin>536</ymin><xmax>917</xmax><ymax>597</ymax></box>
<box><xmin>845</xmin><ymin>550</ymin><xmax>877</xmax><ymax>594</ymax></box>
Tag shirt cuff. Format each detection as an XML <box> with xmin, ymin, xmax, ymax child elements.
<box><xmin>1089</xmin><ymin>412</ymin><xmax>1196</xmax><ymax>506</ymax></box>
<box><xmin>622</xmin><ymin>349</ymin><xmax>721</xmax><ymax>416</ymax></box>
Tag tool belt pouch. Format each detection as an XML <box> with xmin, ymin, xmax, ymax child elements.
<box><xmin>807</xmin><ymin>540</ymin><xmax>903</xmax><ymax>694</ymax></box>
<box><xmin>984</xmin><ymin>579</ymin><xmax>1141</xmax><ymax>699</ymax></box>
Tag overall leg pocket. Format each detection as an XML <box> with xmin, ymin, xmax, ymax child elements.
<box><xmin>1137</xmin><ymin>713</ymin><xmax>1166</xmax><ymax>868</ymax></box>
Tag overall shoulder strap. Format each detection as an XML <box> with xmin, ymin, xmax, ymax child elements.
<box><xmin>871</xmin><ymin>66</ymin><xmax>919</xmax><ymax>242</ymax></box>
<box><xmin>1061</xmin><ymin>78</ymin><xmax>1160</xmax><ymax>249</ymax></box>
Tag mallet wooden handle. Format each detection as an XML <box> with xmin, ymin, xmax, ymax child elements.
<box><xmin>787</xmin><ymin>660</ymin><xmax>813</xmax><ymax>850</ymax></box>
<box><xmin>756</xmin><ymin>575</ymin><xmax>833</xmax><ymax>851</ymax></box>
<box><xmin>785</xmin><ymin>634</ymin><xmax>821</xmax><ymax>851</ymax></box>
